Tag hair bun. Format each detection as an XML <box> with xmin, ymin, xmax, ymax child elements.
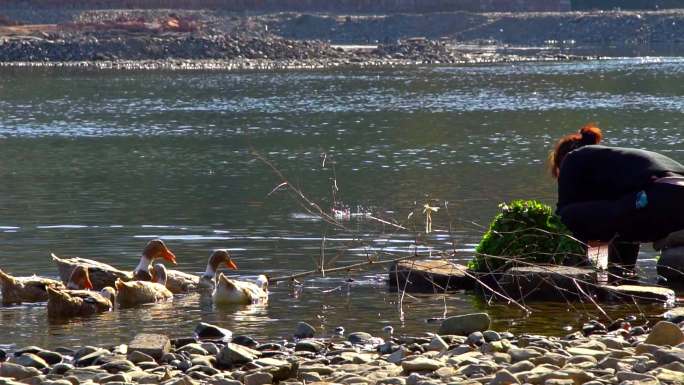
<box><xmin>579</xmin><ymin>123</ymin><xmax>603</xmax><ymax>145</ymax></box>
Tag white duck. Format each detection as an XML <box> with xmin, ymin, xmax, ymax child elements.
<box><xmin>213</xmin><ymin>272</ymin><xmax>268</xmax><ymax>305</ymax></box>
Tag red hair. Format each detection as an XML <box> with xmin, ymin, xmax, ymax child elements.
<box><xmin>549</xmin><ymin>123</ymin><xmax>603</xmax><ymax>178</ymax></box>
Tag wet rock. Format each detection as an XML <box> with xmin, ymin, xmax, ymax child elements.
<box><xmin>216</xmin><ymin>343</ymin><xmax>259</xmax><ymax>367</ymax></box>
<box><xmin>644</xmin><ymin>321</ymin><xmax>684</xmax><ymax>346</ymax></box>
<box><xmin>389</xmin><ymin>260</ymin><xmax>474</xmax><ymax>292</ymax></box>
<box><xmin>0</xmin><ymin>362</ymin><xmax>42</xmax><ymax>379</ymax></box>
<box><xmin>129</xmin><ymin>334</ymin><xmax>171</xmax><ymax>361</ymax></box>
<box><xmin>294</xmin><ymin>322</ymin><xmax>316</xmax><ymax>339</ymax></box>
<box><xmin>10</xmin><ymin>353</ymin><xmax>49</xmax><ymax>369</ymax></box>
<box><xmin>483</xmin><ymin>331</ymin><xmax>501</xmax><ymax>342</ymax></box>
<box><xmin>386</xmin><ymin>347</ymin><xmax>408</xmax><ymax>365</ymax></box>
<box><xmin>200</xmin><ymin>343</ymin><xmax>219</xmax><ymax>356</ymax></box>
<box><xmin>657</xmin><ymin>246</ymin><xmax>684</xmax><ymax>285</ymax></box>
<box><xmin>233</xmin><ymin>336</ymin><xmax>259</xmax><ymax>349</ymax></box>
<box><xmin>243</xmin><ymin>372</ymin><xmax>273</xmax><ymax>385</ymax></box>
<box><xmin>401</xmin><ymin>357</ymin><xmax>444</xmax><ymax>372</ymax></box>
<box><xmin>194</xmin><ymin>323</ymin><xmax>232</xmax><ymax>340</ymax></box>
<box><xmin>187</xmin><ymin>364</ymin><xmax>220</xmax><ymax>376</ymax></box>
<box><xmin>439</xmin><ymin>313</ymin><xmax>491</xmax><ymax>336</ymax></box>
<box><xmin>599</xmin><ymin>285</ymin><xmax>675</xmax><ymax>306</ymax></box>
<box><xmin>497</xmin><ymin>266</ymin><xmax>597</xmax><ymax>301</ymax></box>
<box><xmin>467</xmin><ymin>332</ymin><xmax>485</xmax><ymax>346</ymax></box>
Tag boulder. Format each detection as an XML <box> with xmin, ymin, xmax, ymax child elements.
<box><xmin>294</xmin><ymin>322</ymin><xmax>316</xmax><ymax>339</ymax></box>
<box><xmin>129</xmin><ymin>334</ymin><xmax>171</xmax><ymax>361</ymax></box>
<box><xmin>389</xmin><ymin>260</ymin><xmax>474</xmax><ymax>292</ymax></box>
<box><xmin>497</xmin><ymin>265</ymin><xmax>597</xmax><ymax>301</ymax></box>
<box><xmin>644</xmin><ymin>321</ymin><xmax>684</xmax><ymax>346</ymax></box>
<box><xmin>439</xmin><ymin>313</ymin><xmax>491</xmax><ymax>335</ymax></box>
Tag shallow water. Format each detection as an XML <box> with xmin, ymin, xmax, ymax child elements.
<box><xmin>0</xmin><ymin>58</ymin><xmax>681</xmax><ymax>348</ymax></box>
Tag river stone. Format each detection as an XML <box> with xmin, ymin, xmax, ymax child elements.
<box><xmin>294</xmin><ymin>322</ymin><xmax>316</xmax><ymax>339</ymax></box>
<box><xmin>653</xmin><ymin>347</ymin><xmax>684</xmax><ymax>365</ymax></box>
<box><xmin>616</xmin><ymin>371</ymin><xmax>658</xmax><ymax>382</ymax></box>
<box><xmin>298</xmin><ymin>365</ymin><xmax>334</xmax><ymax>376</ymax></box>
<box><xmin>178</xmin><ymin>344</ymin><xmax>209</xmax><ymax>356</ymax></box>
<box><xmin>509</xmin><ymin>349</ymin><xmax>542</xmax><ymax>363</ymax></box>
<box><xmin>566</xmin><ymin>347</ymin><xmax>610</xmax><ymax>360</ymax></box>
<box><xmin>483</xmin><ymin>330</ymin><xmax>501</xmax><ymax>342</ymax></box>
<box><xmin>644</xmin><ymin>321</ymin><xmax>684</xmax><ymax>346</ymax></box>
<box><xmin>439</xmin><ymin>313</ymin><xmax>491</xmax><ymax>336</ymax></box>
<box><xmin>243</xmin><ymin>372</ymin><xmax>273</xmax><ymax>385</ymax></box>
<box><xmin>10</xmin><ymin>353</ymin><xmax>49</xmax><ymax>370</ymax></box>
<box><xmin>49</xmin><ymin>363</ymin><xmax>74</xmax><ymax>376</ymax></box>
<box><xmin>294</xmin><ymin>340</ymin><xmax>324</xmax><ymax>353</ymax></box>
<box><xmin>0</xmin><ymin>362</ymin><xmax>42</xmax><ymax>379</ymax></box>
<box><xmin>200</xmin><ymin>343</ymin><xmax>219</xmax><ymax>356</ymax></box>
<box><xmin>387</xmin><ymin>347</ymin><xmax>408</xmax><ymax>365</ymax></box>
<box><xmin>488</xmin><ymin>369</ymin><xmax>519</xmax><ymax>385</ymax></box>
<box><xmin>401</xmin><ymin>357</ymin><xmax>444</xmax><ymax>372</ymax></box>
<box><xmin>217</xmin><ymin>343</ymin><xmax>259</xmax><ymax>367</ymax></box>
<box><xmin>100</xmin><ymin>359</ymin><xmax>136</xmax><ymax>373</ymax></box>
<box><xmin>129</xmin><ymin>334</ymin><xmax>171</xmax><ymax>361</ymax></box>
<box><xmin>194</xmin><ymin>323</ymin><xmax>232</xmax><ymax>340</ymax></box>
<box><xmin>128</xmin><ymin>350</ymin><xmax>155</xmax><ymax>364</ymax></box>
<box><xmin>348</xmin><ymin>332</ymin><xmax>374</xmax><ymax>345</ymax></box>
<box><xmin>428</xmin><ymin>336</ymin><xmax>448</xmax><ymax>352</ymax></box>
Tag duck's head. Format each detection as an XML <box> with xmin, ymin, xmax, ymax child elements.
<box><xmin>255</xmin><ymin>274</ymin><xmax>269</xmax><ymax>292</ymax></box>
<box><xmin>67</xmin><ymin>266</ymin><xmax>93</xmax><ymax>290</ymax></box>
<box><xmin>151</xmin><ymin>263</ymin><xmax>169</xmax><ymax>286</ymax></box>
<box><xmin>204</xmin><ymin>249</ymin><xmax>238</xmax><ymax>278</ymax></box>
<box><xmin>101</xmin><ymin>286</ymin><xmax>117</xmax><ymax>304</ymax></box>
<box><xmin>142</xmin><ymin>239</ymin><xmax>177</xmax><ymax>265</ymax></box>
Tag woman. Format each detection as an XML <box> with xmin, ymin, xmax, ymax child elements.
<box><xmin>550</xmin><ymin>124</ymin><xmax>684</xmax><ymax>268</ymax></box>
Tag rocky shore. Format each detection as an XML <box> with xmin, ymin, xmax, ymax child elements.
<box><xmin>0</xmin><ymin>30</ymin><xmax>593</xmax><ymax>70</ymax></box>
<box><xmin>3</xmin><ymin>311</ymin><xmax>684</xmax><ymax>385</ymax></box>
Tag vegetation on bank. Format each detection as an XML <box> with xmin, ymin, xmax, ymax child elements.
<box><xmin>469</xmin><ymin>200</ymin><xmax>585</xmax><ymax>272</ymax></box>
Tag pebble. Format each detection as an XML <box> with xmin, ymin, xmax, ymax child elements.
<box><xmin>439</xmin><ymin>313</ymin><xmax>491</xmax><ymax>336</ymax></box>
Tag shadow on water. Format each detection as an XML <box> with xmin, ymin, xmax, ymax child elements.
<box><xmin>0</xmin><ymin>57</ymin><xmax>683</xmax><ymax>347</ymax></box>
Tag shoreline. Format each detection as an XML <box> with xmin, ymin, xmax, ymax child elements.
<box><xmin>1</xmin><ymin>315</ymin><xmax>684</xmax><ymax>385</ymax></box>
<box><xmin>0</xmin><ymin>54</ymin><xmax>598</xmax><ymax>72</ymax></box>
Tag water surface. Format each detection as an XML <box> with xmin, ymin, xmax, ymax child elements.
<box><xmin>0</xmin><ymin>58</ymin><xmax>681</xmax><ymax>348</ymax></box>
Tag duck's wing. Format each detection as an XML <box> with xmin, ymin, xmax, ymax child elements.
<box><xmin>165</xmin><ymin>269</ymin><xmax>199</xmax><ymax>294</ymax></box>
<box><xmin>51</xmin><ymin>253</ymin><xmax>131</xmax><ymax>289</ymax></box>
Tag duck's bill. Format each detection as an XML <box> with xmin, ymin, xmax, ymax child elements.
<box><xmin>226</xmin><ymin>259</ymin><xmax>238</xmax><ymax>270</ymax></box>
<box><xmin>84</xmin><ymin>277</ymin><xmax>94</xmax><ymax>290</ymax></box>
<box><xmin>162</xmin><ymin>249</ymin><xmax>177</xmax><ymax>265</ymax></box>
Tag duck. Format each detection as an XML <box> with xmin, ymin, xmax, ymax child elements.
<box><xmin>115</xmin><ymin>263</ymin><xmax>173</xmax><ymax>307</ymax></box>
<box><xmin>212</xmin><ymin>272</ymin><xmax>268</xmax><ymax>305</ymax></box>
<box><xmin>51</xmin><ymin>239</ymin><xmax>177</xmax><ymax>291</ymax></box>
<box><xmin>46</xmin><ymin>266</ymin><xmax>114</xmax><ymax>318</ymax></box>
<box><xmin>199</xmin><ymin>249</ymin><xmax>239</xmax><ymax>291</ymax></box>
<box><xmin>0</xmin><ymin>268</ymin><xmax>65</xmax><ymax>305</ymax></box>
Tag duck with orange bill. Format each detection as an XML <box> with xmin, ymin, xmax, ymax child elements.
<box><xmin>46</xmin><ymin>266</ymin><xmax>115</xmax><ymax>318</ymax></box>
<box><xmin>0</xmin><ymin>268</ymin><xmax>65</xmax><ymax>305</ymax></box>
<box><xmin>115</xmin><ymin>263</ymin><xmax>173</xmax><ymax>307</ymax></box>
<box><xmin>51</xmin><ymin>239</ymin><xmax>177</xmax><ymax>291</ymax></box>
<box><xmin>199</xmin><ymin>249</ymin><xmax>239</xmax><ymax>290</ymax></box>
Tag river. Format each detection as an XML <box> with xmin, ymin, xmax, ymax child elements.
<box><xmin>0</xmin><ymin>57</ymin><xmax>681</xmax><ymax>348</ymax></box>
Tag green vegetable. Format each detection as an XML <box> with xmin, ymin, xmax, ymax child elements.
<box><xmin>469</xmin><ymin>200</ymin><xmax>585</xmax><ymax>272</ymax></box>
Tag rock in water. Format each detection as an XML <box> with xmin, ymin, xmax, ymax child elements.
<box><xmin>294</xmin><ymin>322</ymin><xmax>316</xmax><ymax>339</ymax></box>
<box><xmin>194</xmin><ymin>322</ymin><xmax>232</xmax><ymax>340</ymax></box>
<box><xmin>644</xmin><ymin>321</ymin><xmax>684</xmax><ymax>346</ymax></box>
<box><xmin>599</xmin><ymin>285</ymin><xmax>675</xmax><ymax>306</ymax></box>
<box><xmin>10</xmin><ymin>353</ymin><xmax>49</xmax><ymax>370</ymax></box>
<box><xmin>128</xmin><ymin>334</ymin><xmax>171</xmax><ymax>360</ymax></box>
<box><xmin>348</xmin><ymin>332</ymin><xmax>374</xmax><ymax>344</ymax></box>
<box><xmin>439</xmin><ymin>313</ymin><xmax>491</xmax><ymax>335</ymax></box>
<box><xmin>497</xmin><ymin>265</ymin><xmax>597</xmax><ymax>301</ymax></box>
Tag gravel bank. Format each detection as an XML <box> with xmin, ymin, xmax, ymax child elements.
<box><xmin>3</xmin><ymin>312</ymin><xmax>684</xmax><ymax>385</ymax></box>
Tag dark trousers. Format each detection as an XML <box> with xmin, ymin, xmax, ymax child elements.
<box><xmin>559</xmin><ymin>182</ymin><xmax>684</xmax><ymax>266</ymax></box>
